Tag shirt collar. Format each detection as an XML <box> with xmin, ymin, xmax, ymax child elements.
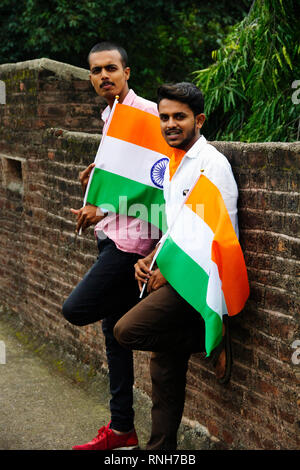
<box><xmin>122</xmin><ymin>89</ymin><xmax>137</xmax><ymax>106</ymax></box>
<box><xmin>101</xmin><ymin>89</ymin><xmax>136</xmax><ymax>123</ymax></box>
<box><xmin>185</xmin><ymin>135</ymin><xmax>207</xmax><ymax>159</ymax></box>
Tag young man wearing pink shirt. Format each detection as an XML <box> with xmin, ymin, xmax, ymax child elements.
<box><xmin>62</xmin><ymin>42</ymin><xmax>159</xmax><ymax>450</ymax></box>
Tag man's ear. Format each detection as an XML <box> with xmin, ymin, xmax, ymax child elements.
<box><xmin>196</xmin><ymin>113</ymin><xmax>206</xmax><ymax>129</ymax></box>
<box><xmin>89</xmin><ymin>73</ymin><xmax>95</xmax><ymax>90</ymax></box>
<box><xmin>124</xmin><ymin>66</ymin><xmax>131</xmax><ymax>81</ymax></box>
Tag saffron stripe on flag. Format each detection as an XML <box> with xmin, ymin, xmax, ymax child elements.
<box><xmin>106</xmin><ymin>103</ymin><xmax>173</xmax><ymax>156</ymax></box>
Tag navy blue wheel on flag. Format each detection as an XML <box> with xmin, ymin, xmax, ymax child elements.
<box><xmin>150</xmin><ymin>158</ymin><xmax>169</xmax><ymax>189</ymax></box>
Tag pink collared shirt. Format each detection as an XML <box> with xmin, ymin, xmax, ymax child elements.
<box><xmin>94</xmin><ymin>89</ymin><xmax>161</xmax><ymax>256</ymax></box>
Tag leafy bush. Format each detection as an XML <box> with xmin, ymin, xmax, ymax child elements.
<box><xmin>0</xmin><ymin>0</ymin><xmax>250</xmax><ymax>99</ymax></box>
<box><xmin>194</xmin><ymin>0</ymin><xmax>300</xmax><ymax>142</ymax></box>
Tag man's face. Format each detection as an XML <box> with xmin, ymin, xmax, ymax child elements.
<box><xmin>89</xmin><ymin>50</ymin><xmax>130</xmax><ymax>104</ymax></box>
<box><xmin>158</xmin><ymin>99</ymin><xmax>205</xmax><ymax>152</ymax></box>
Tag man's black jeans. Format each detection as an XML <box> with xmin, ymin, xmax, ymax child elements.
<box><xmin>62</xmin><ymin>237</ymin><xmax>141</xmax><ymax>432</ymax></box>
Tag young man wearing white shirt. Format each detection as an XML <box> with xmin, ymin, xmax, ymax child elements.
<box><xmin>114</xmin><ymin>82</ymin><xmax>237</xmax><ymax>450</ymax></box>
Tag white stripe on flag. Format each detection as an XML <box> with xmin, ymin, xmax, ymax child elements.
<box><xmin>95</xmin><ymin>136</ymin><xmax>168</xmax><ymax>189</ymax></box>
<box><xmin>206</xmin><ymin>261</ymin><xmax>226</xmax><ymax>319</ymax></box>
<box><xmin>169</xmin><ymin>205</ymin><xmax>214</xmax><ymax>275</ymax></box>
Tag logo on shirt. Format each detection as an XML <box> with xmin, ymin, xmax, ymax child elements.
<box><xmin>150</xmin><ymin>158</ymin><xmax>169</xmax><ymax>189</ymax></box>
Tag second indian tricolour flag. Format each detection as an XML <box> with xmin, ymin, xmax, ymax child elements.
<box><xmin>156</xmin><ymin>173</ymin><xmax>250</xmax><ymax>356</ymax></box>
<box><xmin>85</xmin><ymin>99</ymin><xmax>180</xmax><ymax>232</ymax></box>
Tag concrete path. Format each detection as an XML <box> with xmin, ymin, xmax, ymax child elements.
<box><xmin>0</xmin><ymin>315</ymin><xmax>152</xmax><ymax>451</ymax></box>
<box><xmin>0</xmin><ymin>314</ymin><xmax>215</xmax><ymax>453</ymax></box>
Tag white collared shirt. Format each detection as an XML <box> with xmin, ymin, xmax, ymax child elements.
<box><xmin>163</xmin><ymin>135</ymin><xmax>239</xmax><ymax>239</ymax></box>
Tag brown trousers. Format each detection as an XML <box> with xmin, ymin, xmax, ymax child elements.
<box><xmin>114</xmin><ymin>283</ymin><xmax>206</xmax><ymax>450</ymax></box>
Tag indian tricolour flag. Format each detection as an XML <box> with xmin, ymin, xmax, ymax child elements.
<box><xmin>156</xmin><ymin>173</ymin><xmax>250</xmax><ymax>356</ymax></box>
<box><xmin>85</xmin><ymin>99</ymin><xmax>180</xmax><ymax>232</ymax></box>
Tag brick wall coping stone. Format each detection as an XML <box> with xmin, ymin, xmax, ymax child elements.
<box><xmin>47</xmin><ymin>128</ymin><xmax>300</xmax><ymax>157</ymax></box>
<box><xmin>46</xmin><ymin>128</ymin><xmax>101</xmax><ymax>143</ymax></box>
<box><xmin>0</xmin><ymin>58</ymin><xmax>90</xmax><ymax>81</ymax></box>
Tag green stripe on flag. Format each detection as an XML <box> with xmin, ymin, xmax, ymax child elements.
<box><xmin>86</xmin><ymin>168</ymin><xmax>167</xmax><ymax>232</ymax></box>
<box><xmin>156</xmin><ymin>235</ymin><xmax>223</xmax><ymax>355</ymax></box>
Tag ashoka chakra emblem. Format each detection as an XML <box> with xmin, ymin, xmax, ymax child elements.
<box><xmin>150</xmin><ymin>158</ymin><xmax>169</xmax><ymax>188</ymax></box>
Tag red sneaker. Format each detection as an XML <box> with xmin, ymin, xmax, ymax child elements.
<box><xmin>72</xmin><ymin>422</ymin><xmax>139</xmax><ymax>450</ymax></box>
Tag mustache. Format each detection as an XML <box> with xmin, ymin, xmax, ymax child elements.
<box><xmin>100</xmin><ymin>81</ymin><xmax>115</xmax><ymax>88</ymax></box>
<box><xmin>165</xmin><ymin>128</ymin><xmax>183</xmax><ymax>135</ymax></box>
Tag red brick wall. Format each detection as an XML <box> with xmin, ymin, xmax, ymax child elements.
<box><xmin>184</xmin><ymin>141</ymin><xmax>300</xmax><ymax>449</ymax></box>
<box><xmin>0</xmin><ymin>59</ymin><xmax>299</xmax><ymax>449</ymax></box>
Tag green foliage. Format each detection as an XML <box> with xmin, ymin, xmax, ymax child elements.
<box><xmin>0</xmin><ymin>0</ymin><xmax>251</xmax><ymax>100</ymax></box>
<box><xmin>194</xmin><ymin>0</ymin><xmax>300</xmax><ymax>142</ymax></box>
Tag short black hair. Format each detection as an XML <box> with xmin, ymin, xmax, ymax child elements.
<box><xmin>88</xmin><ymin>42</ymin><xmax>128</xmax><ymax>67</ymax></box>
<box><xmin>157</xmin><ymin>82</ymin><xmax>204</xmax><ymax>116</ymax></box>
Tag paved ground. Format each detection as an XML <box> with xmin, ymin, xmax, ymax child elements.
<box><xmin>0</xmin><ymin>313</ymin><xmax>216</xmax><ymax>452</ymax></box>
<box><xmin>0</xmin><ymin>315</ymin><xmax>152</xmax><ymax>451</ymax></box>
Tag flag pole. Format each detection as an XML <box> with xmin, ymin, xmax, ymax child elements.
<box><xmin>78</xmin><ymin>95</ymin><xmax>120</xmax><ymax>236</ymax></box>
<box><xmin>139</xmin><ymin>238</ymin><xmax>165</xmax><ymax>298</ymax></box>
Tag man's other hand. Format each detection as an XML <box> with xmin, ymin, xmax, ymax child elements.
<box><xmin>134</xmin><ymin>251</ymin><xmax>156</xmax><ymax>292</ymax></box>
<box><xmin>70</xmin><ymin>204</ymin><xmax>105</xmax><ymax>233</ymax></box>
<box><xmin>79</xmin><ymin>163</ymin><xmax>95</xmax><ymax>193</ymax></box>
<box><xmin>147</xmin><ymin>269</ymin><xmax>167</xmax><ymax>293</ymax></box>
